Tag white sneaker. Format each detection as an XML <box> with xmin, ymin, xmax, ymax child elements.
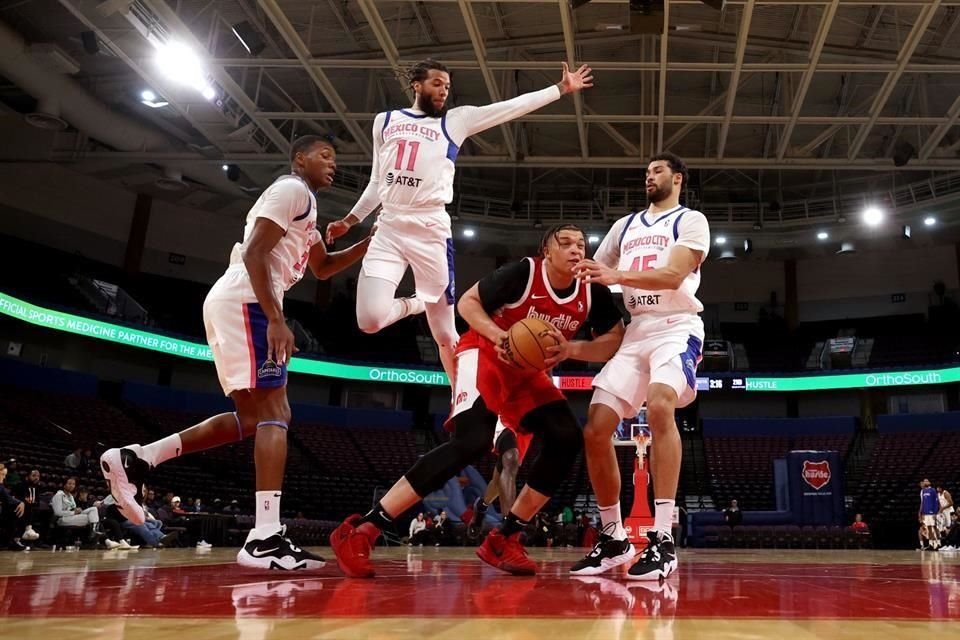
<box><xmin>196</xmin><ymin>540</ymin><xmax>213</xmax><ymax>549</ymax></box>
<box><xmin>21</xmin><ymin>526</ymin><xmax>40</xmax><ymax>542</ymax></box>
<box><xmin>236</xmin><ymin>525</ymin><xmax>325</xmax><ymax>571</ymax></box>
<box><xmin>100</xmin><ymin>446</ymin><xmax>150</xmax><ymax>525</ymax></box>
<box><xmin>104</xmin><ymin>538</ymin><xmax>122</xmax><ymax>550</ymax></box>
<box><xmin>119</xmin><ymin>539</ymin><xmax>140</xmax><ymax>550</ymax></box>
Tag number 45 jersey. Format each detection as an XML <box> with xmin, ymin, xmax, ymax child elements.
<box><xmin>593</xmin><ymin>206</ymin><xmax>711</xmax><ymax>317</ymax></box>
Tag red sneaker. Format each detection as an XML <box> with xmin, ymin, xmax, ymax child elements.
<box><xmin>476</xmin><ymin>529</ymin><xmax>537</xmax><ymax>575</ymax></box>
<box><xmin>330</xmin><ymin>514</ymin><xmax>380</xmax><ymax>578</ymax></box>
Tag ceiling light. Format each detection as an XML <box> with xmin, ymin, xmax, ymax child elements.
<box><xmin>222</xmin><ymin>164</ymin><xmax>229</xmax><ymax>171</ymax></box>
<box><xmin>141</xmin><ymin>89</ymin><xmax>156</xmax><ymax>102</ymax></box>
<box><xmin>817</xmin><ymin>231</ymin><xmax>829</xmax><ymax>240</ymax></box>
<box><xmin>715</xmin><ymin>236</ymin><xmax>727</xmax><ymax>246</ymax></box>
<box><xmin>154</xmin><ymin>40</ymin><xmax>216</xmax><ymax>100</ymax></box>
<box><xmin>862</xmin><ymin>206</ymin><xmax>883</xmax><ymax>227</ymax></box>
<box><xmin>924</xmin><ymin>216</ymin><xmax>937</xmax><ymax>226</ymax></box>
<box><xmin>463</xmin><ymin>228</ymin><xmax>475</xmax><ymax>238</ymax></box>
<box><xmin>139</xmin><ymin>88</ymin><xmax>168</xmax><ymax>108</ymax></box>
<box><xmin>588</xmin><ymin>235</ymin><xmax>600</xmax><ymax>244</ymax></box>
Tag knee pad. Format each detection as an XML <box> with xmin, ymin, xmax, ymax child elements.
<box><xmin>521</xmin><ymin>401</ymin><xmax>583</xmax><ymax>496</ymax></box>
<box><xmin>405</xmin><ymin>399</ymin><xmax>496</xmax><ymax>497</ymax></box>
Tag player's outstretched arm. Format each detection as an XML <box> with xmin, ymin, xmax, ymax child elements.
<box><xmin>451</xmin><ymin>63</ymin><xmax>593</xmax><ymax>140</ymax></box>
<box><xmin>575</xmin><ymin>245</ymin><xmax>703</xmax><ymax>291</ymax></box>
<box><xmin>326</xmin><ymin>114</ymin><xmax>385</xmax><ymax>243</ymax></box>
<box><xmin>308</xmin><ymin>227</ymin><xmax>374</xmax><ymax>279</ymax></box>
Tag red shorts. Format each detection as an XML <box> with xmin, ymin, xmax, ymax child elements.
<box><xmin>447</xmin><ymin>346</ymin><xmax>564</xmax><ymax>442</ymax></box>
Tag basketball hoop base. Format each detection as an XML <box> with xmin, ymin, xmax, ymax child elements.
<box><xmin>624</xmin><ymin>516</ymin><xmax>655</xmax><ymax>547</ymax></box>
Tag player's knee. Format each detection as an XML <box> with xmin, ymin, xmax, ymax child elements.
<box><xmin>583</xmin><ymin>421</ymin><xmax>613</xmax><ymax>451</ymax></box>
<box><xmin>356</xmin><ymin>308</ymin><xmax>386</xmax><ymax>334</ymax></box>
<box><xmin>501</xmin><ymin>448</ymin><xmax>520</xmax><ymax>472</ymax></box>
<box><xmin>646</xmin><ymin>393</ymin><xmax>676</xmax><ymax>428</ymax></box>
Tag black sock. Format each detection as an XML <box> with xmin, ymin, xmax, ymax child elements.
<box><xmin>358</xmin><ymin>502</ymin><xmax>393</xmax><ymax>530</ymax></box>
<box><xmin>499</xmin><ymin>513</ymin><xmax>529</xmax><ymax>537</ymax></box>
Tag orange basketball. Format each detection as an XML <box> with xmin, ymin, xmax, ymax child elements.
<box><xmin>505</xmin><ymin>317</ymin><xmax>559</xmax><ymax>372</ymax></box>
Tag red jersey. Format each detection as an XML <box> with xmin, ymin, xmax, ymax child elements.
<box><xmin>458</xmin><ymin>257</ymin><xmax>592</xmax><ymax>354</ymax></box>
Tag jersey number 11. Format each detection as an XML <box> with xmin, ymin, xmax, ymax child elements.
<box><xmin>393</xmin><ymin>140</ymin><xmax>421</xmax><ymax>171</ymax></box>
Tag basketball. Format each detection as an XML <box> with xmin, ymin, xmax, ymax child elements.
<box><xmin>505</xmin><ymin>317</ymin><xmax>559</xmax><ymax>371</ymax></box>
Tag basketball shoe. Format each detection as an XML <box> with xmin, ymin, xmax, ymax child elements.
<box><xmin>237</xmin><ymin>525</ymin><xmax>325</xmax><ymax>571</ymax></box>
<box><xmin>469</xmin><ymin>497</ymin><xmax>488</xmax><ymax>534</ymax></box>
<box><xmin>330</xmin><ymin>514</ymin><xmax>380</xmax><ymax>578</ymax></box>
<box><xmin>100</xmin><ymin>447</ymin><xmax>150</xmax><ymax>525</ymax></box>
<box><xmin>476</xmin><ymin>529</ymin><xmax>536</xmax><ymax>575</ymax></box>
<box><xmin>569</xmin><ymin>522</ymin><xmax>636</xmax><ymax>576</ymax></box>
<box><xmin>626</xmin><ymin>530</ymin><xmax>678</xmax><ymax>581</ymax></box>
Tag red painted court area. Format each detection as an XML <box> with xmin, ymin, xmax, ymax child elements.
<box><xmin>2</xmin><ymin>548</ymin><xmax>959</xmax><ymax>630</ymax></box>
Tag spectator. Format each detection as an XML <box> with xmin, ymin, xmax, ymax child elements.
<box><xmin>434</xmin><ymin>509</ymin><xmax>452</xmax><ymax>546</ymax></box>
<box><xmin>0</xmin><ymin>463</ymin><xmax>28</xmax><ymax>551</ymax></box>
<box><xmin>724</xmin><ymin>499</ymin><xmax>743</xmax><ymax>528</ymax></box>
<box><xmin>408</xmin><ymin>512</ymin><xmax>430</xmax><ymax>546</ymax></box>
<box><xmin>52</xmin><ymin>477</ymin><xmax>101</xmax><ymax>542</ymax></box>
<box><xmin>64</xmin><ymin>447</ymin><xmax>84</xmax><ymax>470</ymax></box>
<box><xmin>12</xmin><ymin>468</ymin><xmax>44</xmax><ymax>543</ymax></box>
<box><xmin>851</xmin><ymin>513</ymin><xmax>870</xmax><ymax>534</ymax></box>
<box><xmin>171</xmin><ymin>496</ymin><xmax>187</xmax><ymax>516</ymax></box>
<box><xmin>942</xmin><ymin>512</ymin><xmax>960</xmax><ymax>551</ymax></box>
<box><xmin>81</xmin><ymin>448</ymin><xmax>96</xmax><ymax>474</ymax></box>
<box><xmin>144</xmin><ymin>488</ymin><xmax>161</xmax><ymax>513</ymax></box>
<box><xmin>103</xmin><ymin>488</ymin><xmax>177</xmax><ymax>549</ymax></box>
<box><xmin>4</xmin><ymin>460</ymin><xmax>21</xmax><ymax>487</ymax></box>
<box><xmin>561</xmin><ymin>505</ymin><xmax>574</xmax><ymax>526</ymax></box>
<box><xmin>222</xmin><ymin>499</ymin><xmax>241</xmax><ymax>515</ymax></box>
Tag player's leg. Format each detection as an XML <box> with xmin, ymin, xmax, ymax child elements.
<box><xmin>627</xmin><ymin>336</ymin><xmax>700</xmax><ymax>581</ymax></box>
<box><xmin>424</xmin><ymin>299</ymin><xmax>458</xmax><ymax>387</ymax></box>
<box><xmin>236</xmin><ymin>385</ymin><xmax>324</xmax><ymax>570</ymax></box>
<box><xmin>471</xmin><ymin>468</ymin><xmax>500</xmax><ymax>532</ymax></box>
<box><xmin>330</xmin><ymin>399</ymin><xmax>498</xmax><ymax>577</ymax></box>
<box><xmin>406</xmin><ymin>234</ymin><xmax>459</xmax><ymax>385</ymax></box>
<box><xmin>570</xmin><ymin>392</ymin><xmax>640</xmax><ymax>575</ymax></box>
<box><xmin>495</xmin><ymin>430</ymin><xmax>521</xmax><ymax>514</ymax></box>
<box><xmin>355</xmin><ymin>272</ymin><xmax>425</xmax><ymax>334</ymax></box>
<box><xmin>477</xmin><ymin>401</ymin><xmax>582</xmax><ymax>575</ymax></box>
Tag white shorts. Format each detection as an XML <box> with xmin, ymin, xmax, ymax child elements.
<box><xmin>922</xmin><ymin>514</ymin><xmax>938</xmax><ymax>528</ymax></box>
<box><xmin>591</xmin><ymin>313</ymin><xmax>704</xmax><ymax>419</ymax></box>
<box><xmin>203</xmin><ymin>272</ymin><xmax>287</xmax><ymax>396</ymax></box>
<box><xmin>361</xmin><ymin>211</ymin><xmax>454</xmax><ymax>304</ymax></box>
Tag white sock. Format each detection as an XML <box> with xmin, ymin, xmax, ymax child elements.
<box><xmin>255</xmin><ymin>491</ymin><xmax>282</xmax><ymax>531</ymax></box>
<box><xmin>653</xmin><ymin>499</ymin><xmax>675</xmax><ymax>537</ymax></box>
<box><xmin>139</xmin><ymin>434</ymin><xmax>182</xmax><ymax>468</ymax></box>
<box><xmin>598</xmin><ymin>502</ymin><xmax>628</xmax><ymax>541</ymax></box>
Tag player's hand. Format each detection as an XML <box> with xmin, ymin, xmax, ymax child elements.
<box><xmin>558</xmin><ymin>62</ymin><xmax>594</xmax><ymax>95</ymax></box>
<box><xmin>325</xmin><ymin>218</ymin><xmax>352</xmax><ymax>244</ymax></box>
<box><xmin>15</xmin><ymin>502</ymin><xmax>24</xmax><ymax>517</ymax></box>
<box><xmin>267</xmin><ymin>319</ymin><xmax>297</xmax><ymax>365</ymax></box>
<box><xmin>543</xmin><ymin>328</ymin><xmax>572</xmax><ymax>368</ymax></box>
<box><xmin>492</xmin><ymin>330</ymin><xmax>518</xmax><ymax>367</ymax></box>
<box><xmin>574</xmin><ymin>259</ymin><xmax>622</xmax><ymax>286</ymax></box>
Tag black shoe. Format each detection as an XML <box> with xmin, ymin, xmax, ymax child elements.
<box><xmin>570</xmin><ymin>523</ymin><xmax>637</xmax><ymax>575</ymax></box>
<box><xmin>157</xmin><ymin>531</ymin><xmax>180</xmax><ymax>548</ymax></box>
<box><xmin>470</xmin><ymin>497</ymin><xmax>489</xmax><ymax>533</ymax></box>
<box><xmin>7</xmin><ymin>540</ymin><xmax>28</xmax><ymax>552</ymax></box>
<box><xmin>237</xmin><ymin>525</ymin><xmax>325</xmax><ymax>571</ymax></box>
<box><xmin>627</xmin><ymin>530</ymin><xmax>678</xmax><ymax>581</ymax></box>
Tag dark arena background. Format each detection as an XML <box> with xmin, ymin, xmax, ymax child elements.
<box><xmin>1</xmin><ymin>0</ymin><xmax>960</xmax><ymax>637</ymax></box>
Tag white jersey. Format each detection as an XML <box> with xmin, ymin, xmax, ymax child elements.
<box><xmin>219</xmin><ymin>174</ymin><xmax>319</xmax><ymax>302</ymax></box>
<box><xmin>349</xmin><ymin>85</ymin><xmax>562</xmax><ymax>221</ymax></box>
<box><xmin>594</xmin><ymin>205</ymin><xmax>710</xmax><ymax>316</ymax></box>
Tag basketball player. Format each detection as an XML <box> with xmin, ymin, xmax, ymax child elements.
<box><xmin>325</xmin><ymin>59</ymin><xmax>594</xmax><ymax>385</ymax></box>
<box><xmin>569</xmin><ymin>152</ymin><xmax>709</xmax><ymax>580</ymax></box>
<box><xmin>470</xmin><ymin>418</ymin><xmax>530</xmax><ymax>532</ymax></box>
<box><xmin>920</xmin><ymin>478</ymin><xmax>941</xmax><ymax>549</ymax></box>
<box><xmin>331</xmin><ymin>225</ymin><xmax>624</xmax><ymax>577</ymax></box>
<box><xmin>100</xmin><ymin>135</ymin><xmax>372</xmax><ymax>570</ymax></box>
<box><xmin>937</xmin><ymin>483</ymin><xmax>954</xmax><ymax>534</ymax></box>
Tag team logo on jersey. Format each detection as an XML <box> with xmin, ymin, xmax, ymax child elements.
<box><xmin>525</xmin><ymin>307</ymin><xmax>581</xmax><ymax>332</ymax></box>
<box><xmin>454</xmin><ymin>391</ymin><xmax>468</xmax><ymax>406</ymax></box>
<box><xmin>385</xmin><ymin>172</ymin><xmax>395</xmax><ymax>186</ymax></box>
<box><xmin>578</xmin><ymin>301</ymin><xmax>584</xmax><ymax>313</ymax></box>
<box><xmin>257</xmin><ymin>359</ymin><xmax>283</xmax><ymax>379</ymax></box>
<box><xmin>626</xmin><ymin>294</ymin><xmax>663</xmax><ymax>309</ymax></box>
<box><xmin>385</xmin><ymin>171</ymin><xmax>423</xmax><ymax>188</ymax></box>
<box><xmin>802</xmin><ymin>460</ymin><xmax>831</xmax><ymax>490</ymax></box>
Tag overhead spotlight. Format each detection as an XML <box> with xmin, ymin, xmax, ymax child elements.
<box><xmin>817</xmin><ymin>231</ymin><xmax>829</xmax><ymax>240</ymax></box>
<box><xmin>221</xmin><ymin>164</ymin><xmax>229</xmax><ymax>171</ymax></box>
<box><xmin>588</xmin><ymin>235</ymin><xmax>600</xmax><ymax>244</ymax></box>
<box><xmin>715</xmin><ymin>236</ymin><xmax>727</xmax><ymax>246</ymax></box>
<box><xmin>743</xmin><ymin>238</ymin><xmax>753</xmax><ymax>254</ymax></box>
<box><xmin>862</xmin><ymin>206</ymin><xmax>883</xmax><ymax>227</ymax></box>
<box><xmin>837</xmin><ymin>242</ymin><xmax>856</xmax><ymax>254</ymax></box>
<box><xmin>155</xmin><ymin>40</ymin><xmax>217</xmax><ymax>100</ymax></box>
<box><xmin>463</xmin><ymin>228</ymin><xmax>476</xmax><ymax>238</ymax></box>
<box><xmin>717</xmin><ymin>249</ymin><xmax>736</xmax><ymax>261</ymax></box>
<box><xmin>924</xmin><ymin>216</ymin><xmax>937</xmax><ymax>226</ymax></box>
<box><xmin>231</xmin><ymin>20</ymin><xmax>266</xmax><ymax>56</ymax></box>
<box><xmin>139</xmin><ymin>88</ymin><xmax>168</xmax><ymax>108</ymax></box>
<box><xmin>902</xmin><ymin>224</ymin><xmax>912</xmax><ymax>239</ymax></box>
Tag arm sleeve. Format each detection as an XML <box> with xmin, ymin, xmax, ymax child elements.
<box><xmin>586</xmin><ymin>284</ymin><xmax>624</xmax><ymax>336</ymax></box>
<box><xmin>348</xmin><ymin>113</ymin><xmax>386</xmax><ymax>222</ymax></box>
<box><xmin>255</xmin><ymin>179</ymin><xmax>311</xmax><ymax>233</ymax></box>
<box><xmin>445</xmin><ymin>85</ymin><xmax>562</xmax><ymax>143</ymax></box>
<box><xmin>476</xmin><ymin>260</ymin><xmax>533</xmax><ymax>313</ymax></box>
<box><xmin>675</xmin><ymin>210</ymin><xmax>711</xmax><ymax>260</ymax></box>
<box><xmin>592</xmin><ymin>217</ymin><xmax>627</xmax><ymax>268</ymax></box>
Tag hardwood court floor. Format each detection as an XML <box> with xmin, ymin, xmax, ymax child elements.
<box><xmin>2</xmin><ymin>546</ymin><xmax>959</xmax><ymax>639</ymax></box>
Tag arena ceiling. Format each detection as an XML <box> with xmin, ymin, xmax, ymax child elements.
<box><xmin>0</xmin><ymin>0</ymin><xmax>959</xmax><ymax>247</ymax></box>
